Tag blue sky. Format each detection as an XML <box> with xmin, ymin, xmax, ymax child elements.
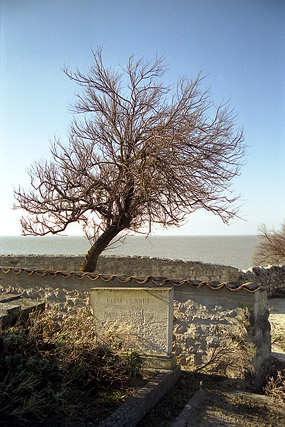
<box><xmin>0</xmin><ymin>0</ymin><xmax>284</xmax><ymax>236</ymax></box>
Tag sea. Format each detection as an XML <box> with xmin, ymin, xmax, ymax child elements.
<box><xmin>0</xmin><ymin>235</ymin><xmax>259</xmax><ymax>270</ymax></box>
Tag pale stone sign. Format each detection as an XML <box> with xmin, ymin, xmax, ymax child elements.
<box><xmin>90</xmin><ymin>287</ymin><xmax>174</xmax><ymax>356</ymax></box>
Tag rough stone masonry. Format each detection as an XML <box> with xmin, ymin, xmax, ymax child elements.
<box><xmin>1</xmin><ymin>254</ymin><xmax>284</xmax><ymax>297</ymax></box>
<box><xmin>0</xmin><ymin>259</ymin><xmax>272</xmax><ymax>387</ymax></box>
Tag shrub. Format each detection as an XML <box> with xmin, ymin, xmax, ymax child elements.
<box><xmin>264</xmin><ymin>370</ymin><xmax>285</xmax><ymax>403</ymax></box>
<box><xmin>0</xmin><ymin>307</ymin><xmax>142</xmax><ymax>426</ymax></box>
<box><xmin>252</xmin><ymin>222</ymin><xmax>285</xmax><ymax>266</ymax></box>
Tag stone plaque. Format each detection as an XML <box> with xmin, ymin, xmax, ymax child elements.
<box><xmin>90</xmin><ymin>287</ymin><xmax>174</xmax><ymax>356</ymax></box>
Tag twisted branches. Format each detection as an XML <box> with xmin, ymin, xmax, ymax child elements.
<box><xmin>14</xmin><ymin>49</ymin><xmax>244</xmax><ymax>270</ymax></box>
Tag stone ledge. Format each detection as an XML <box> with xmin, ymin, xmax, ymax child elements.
<box><xmin>170</xmin><ymin>382</ymin><xmax>285</xmax><ymax>426</ymax></box>
<box><xmin>0</xmin><ymin>294</ymin><xmax>45</xmax><ymax>330</ymax></box>
<box><xmin>99</xmin><ymin>365</ymin><xmax>181</xmax><ymax>427</ymax></box>
<box><xmin>140</xmin><ymin>353</ymin><xmax>177</xmax><ymax>370</ymax></box>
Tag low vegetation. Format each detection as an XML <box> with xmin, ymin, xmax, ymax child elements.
<box><xmin>1</xmin><ymin>304</ymin><xmax>284</xmax><ymax>426</ymax></box>
<box><xmin>264</xmin><ymin>368</ymin><xmax>285</xmax><ymax>403</ymax></box>
<box><xmin>253</xmin><ymin>222</ymin><xmax>285</xmax><ymax>266</ymax></box>
<box><xmin>264</xmin><ymin>332</ymin><xmax>285</xmax><ymax>404</ymax></box>
<box><xmin>0</xmin><ymin>307</ymin><xmax>143</xmax><ymax>427</ymax></box>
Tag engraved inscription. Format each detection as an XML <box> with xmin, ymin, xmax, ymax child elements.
<box><xmin>90</xmin><ymin>287</ymin><xmax>173</xmax><ymax>355</ymax></box>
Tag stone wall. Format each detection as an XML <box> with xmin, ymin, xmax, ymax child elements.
<box><xmin>0</xmin><ymin>255</ymin><xmax>239</xmax><ymax>282</ymax></box>
<box><xmin>91</xmin><ymin>275</ymin><xmax>271</xmax><ymax>387</ymax></box>
<box><xmin>172</xmin><ymin>284</ymin><xmax>270</xmax><ymax>388</ymax></box>
<box><xmin>0</xmin><ymin>255</ymin><xmax>82</xmax><ymax>272</ymax></box>
<box><xmin>0</xmin><ymin>267</ymin><xmax>271</xmax><ymax>388</ymax></box>
<box><xmin>1</xmin><ymin>255</ymin><xmax>283</xmax><ymax>297</ymax></box>
<box><xmin>238</xmin><ymin>265</ymin><xmax>285</xmax><ymax>298</ymax></box>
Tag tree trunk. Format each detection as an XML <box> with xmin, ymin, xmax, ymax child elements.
<box><xmin>80</xmin><ymin>224</ymin><xmax>122</xmax><ymax>272</ymax></box>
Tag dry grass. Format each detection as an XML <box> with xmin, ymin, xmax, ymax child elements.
<box><xmin>190</xmin><ymin>327</ymin><xmax>255</xmax><ymax>380</ymax></box>
<box><xmin>272</xmin><ymin>333</ymin><xmax>285</xmax><ymax>352</ymax></box>
<box><xmin>1</xmin><ymin>305</ymin><xmax>283</xmax><ymax>426</ymax></box>
<box><xmin>264</xmin><ymin>370</ymin><xmax>285</xmax><ymax>402</ymax></box>
<box><xmin>0</xmin><ymin>307</ymin><xmax>143</xmax><ymax>426</ymax></box>
<box><xmin>264</xmin><ymin>355</ymin><xmax>285</xmax><ymax>404</ymax></box>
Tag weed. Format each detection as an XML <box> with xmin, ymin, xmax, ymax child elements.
<box><xmin>0</xmin><ymin>307</ymin><xmax>144</xmax><ymax>426</ymax></box>
<box><xmin>264</xmin><ymin>369</ymin><xmax>285</xmax><ymax>403</ymax></box>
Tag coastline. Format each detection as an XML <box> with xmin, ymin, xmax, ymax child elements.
<box><xmin>0</xmin><ymin>235</ymin><xmax>259</xmax><ymax>270</ymax></box>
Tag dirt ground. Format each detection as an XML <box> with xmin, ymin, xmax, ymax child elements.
<box><xmin>175</xmin><ymin>386</ymin><xmax>285</xmax><ymax>427</ymax></box>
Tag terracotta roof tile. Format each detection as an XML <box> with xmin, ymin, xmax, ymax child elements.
<box><xmin>0</xmin><ymin>267</ymin><xmax>262</xmax><ymax>293</ymax></box>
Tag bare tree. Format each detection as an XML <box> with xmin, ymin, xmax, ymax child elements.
<box><xmin>252</xmin><ymin>222</ymin><xmax>285</xmax><ymax>266</ymax></box>
<box><xmin>14</xmin><ymin>49</ymin><xmax>244</xmax><ymax>272</ymax></box>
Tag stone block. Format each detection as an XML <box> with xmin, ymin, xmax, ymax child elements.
<box><xmin>90</xmin><ymin>287</ymin><xmax>174</xmax><ymax>358</ymax></box>
<box><xmin>0</xmin><ymin>294</ymin><xmax>45</xmax><ymax>330</ymax></box>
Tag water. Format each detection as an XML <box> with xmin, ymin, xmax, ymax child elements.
<box><xmin>0</xmin><ymin>235</ymin><xmax>259</xmax><ymax>270</ymax></box>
